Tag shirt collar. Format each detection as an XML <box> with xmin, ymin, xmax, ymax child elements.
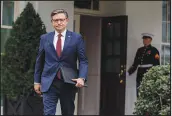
<box><xmin>55</xmin><ymin>29</ymin><xmax>67</xmax><ymax>37</ymax></box>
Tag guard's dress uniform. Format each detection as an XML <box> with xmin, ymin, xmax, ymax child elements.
<box><xmin>128</xmin><ymin>44</ymin><xmax>160</xmax><ymax>96</ymax></box>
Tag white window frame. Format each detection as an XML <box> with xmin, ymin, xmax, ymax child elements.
<box><xmin>162</xmin><ymin>21</ymin><xmax>170</xmax><ymax>43</ymax></box>
<box><xmin>161</xmin><ymin>43</ymin><xmax>170</xmax><ymax>65</ymax></box>
<box><xmin>1</xmin><ymin>1</ymin><xmax>19</xmax><ymax>27</ymax></box>
<box><xmin>161</xmin><ymin>1</ymin><xmax>171</xmax><ymax>65</ymax></box>
<box><xmin>1</xmin><ymin>1</ymin><xmax>19</xmax><ymax>53</ymax></box>
<box><xmin>1</xmin><ymin>1</ymin><xmax>13</xmax><ymax>28</ymax></box>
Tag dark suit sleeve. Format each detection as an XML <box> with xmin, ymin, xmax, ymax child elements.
<box><xmin>77</xmin><ymin>34</ymin><xmax>88</xmax><ymax>81</ymax></box>
<box><xmin>153</xmin><ymin>48</ymin><xmax>160</xmax><ymax>66</ymax></box>
<box><xmin>34</xmin><ymin>35</ymin><xmax>45</xmax><ymax>83</ymax></box>
<box><xmin>128</xmin><ymin>48</ymin><xmax>140</xmax><ymax>75</ymax></box>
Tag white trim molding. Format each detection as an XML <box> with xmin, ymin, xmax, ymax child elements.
<box><xmin>1</xmin><ymin>25</ymin><xmax>12</xmax><ymax>29</ymax></box>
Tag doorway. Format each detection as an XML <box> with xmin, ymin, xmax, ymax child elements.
<box><xmin>76</xmin><ymin>15</ymin><xmax>128</xmax><ymax>115</ymax></box>
<box><xmin>100</xmin><ymin>16</ymin><xmax>128</xmax><ymax>116</ymax></box>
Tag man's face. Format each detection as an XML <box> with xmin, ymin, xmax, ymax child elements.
<box><xmin>143</xmin><ymin>37</ymin><xmax>152</xmax><ymax>46</ymax></box>
<box><xmin>51</xmin><ymin>13</ymin><xmax>68</xmax><ymax>32</ymax></box>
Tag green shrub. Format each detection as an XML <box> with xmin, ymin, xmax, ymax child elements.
<box><xmin>133</xmin><ymin>65</ymin><xmax>170</xmax><ymax>115</ymax></box>
<box><xmin>1</xmin><ymin>2</ymin><xmax>46</xmax><ymax>100</ymax></box>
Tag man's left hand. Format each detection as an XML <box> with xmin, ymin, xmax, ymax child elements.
<box><xmin>72</xmin><ymin>78</ymin><xmax>85</xmax><ymax>88</ymax></box>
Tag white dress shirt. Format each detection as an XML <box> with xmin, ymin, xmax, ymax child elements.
<box><xmin>34</xmin><ymin>29</ymin><xmax>67</xmax><ymax>85</ymax></box>
<box><xmin>53</xmin><ymin>29</ymin><xmax>67</xmax><ymax>51</ymax></box>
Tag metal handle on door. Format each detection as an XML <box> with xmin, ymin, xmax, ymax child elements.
<box><xmin>119</xmin><ymin>69</ymin><xmax>124</xmax><ymax>84</ymax></box>
<box><xmin>120</xmin><ymin>70</ymin><xmax>123</xmax><ymax>75</ymax></box>
<box><xmin>119</xmin><ymin>65</ymin><xmax>126</xmax><ymax>84</ymax></box>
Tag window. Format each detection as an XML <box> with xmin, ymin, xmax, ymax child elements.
<box><xmin>74</xmin><ymin>0</ymin><xmax>99</xmax><ymax>10</ymax></box>
<box><xmin>1</xmin><ymin>1</ymin><xmax>15</xmax><ymax>113</ymax></box>
<box><xmin>161</xmin><ymin>1</ymin><xmax>171</xmax><ymax>65</ymax></box>
<box><xmin>1</xmin><ymin>1</ymin><xmax>15</xmax><ymax>53</ymax></box>
<box><xmin>1</xmin><ymin>1</ymin><xmax>16</xmax><ymax>113</ymax></box>
<box><xmin>161</xmin><ymin>45</ymin><xmax>170</xmax><ymax>65</ymax></box>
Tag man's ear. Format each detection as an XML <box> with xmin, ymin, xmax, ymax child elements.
<box><xmin>66</xmin><ymin>18</ymin><xmax>69</xmax><ymax>23</ymax></box>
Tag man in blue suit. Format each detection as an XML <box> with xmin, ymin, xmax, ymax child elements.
<box><xmin>34</xmin><ymin>9</ymin><xmax>88</xmax><ymax>115</ymax></box>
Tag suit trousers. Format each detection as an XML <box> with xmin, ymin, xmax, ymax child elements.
<box><xmin>42</xmin><ymin>77</ymin><xmax>78</xmax><ymax>115</ymax></box>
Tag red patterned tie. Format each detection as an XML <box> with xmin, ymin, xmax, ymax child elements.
<box><xmin>56</xmin><ymin>33</ymin><xmax>62</xmax><ymax>79</ymax></box>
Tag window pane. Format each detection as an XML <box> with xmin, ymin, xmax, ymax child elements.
<box><xmin>113</xmin><ymin>41</ymin><xmax>120</xmax><ymax>55</ymax></box>
<box><xmin>93</xmin><ymin>0</ymin><xmax>99</xmax><ymax>10</ymax></box>
<box><xmin>167</xmin><ymin>23</ymin><xmax>170</xmax><ymax>42</ymax></box>
<box><xmin>106</xmin><ymin>42</ymin><xmax>113</xmax><ymax>56</ymax></box>
<box><xmin>105</xmin><ymin>58</ymin><xmax>113</xmax><ymax>72</ymax></box>
<box><xmin>105</xmin><ymin>58</ymin><xmax>120</xmax><ymax>73</ymax></box>
<box><xmin>74</xmin><ymin>0</ymin><xmax>91</xmax><ymax>9</ymax></box>
<box><xmin>106</xmin><ymin>22</ymin><xmax>113</xmax><ymax>39</ymax></box>
<box><xmin>162</xmin><ymin>1</ymin><xmax>167</xmax><ymax>21</ymax></box>
<box><xmin>161</xmin><ymin>45</ymin><xmax>170</xmax><ymax>65</ymax></box>
<box><xmin>2</xmin><ymin>1</ymin><xmax>14</xmax><ymax>26</ymax></box>
<box><xmin>112</xmin><ymin>58</ymin><xmax>120</xmax><ymax>73</ymax></box>
<box><xmin>161</xmin><ymin>45</ymin><xmax>164</xmax><ymax>65</ymax></box>
<box><xmin>167</xmin><ymin>1</ymin><xmax>170</xmax><ymax>21</ymax></box>
<box><xmin>1</xmin><ymin>28</ymin><xmax>11</xmax><ymax>53</ymax></box>
<box><xmin>162</xmin><ymin>22</ymin><xmax>167</xmax><ymax>42</ymax></box>
<box><xmin>114</xmin><ymin>23</ymin><xmax>121</xmax><ymax>38</ymax></box>
<box><xmin>164</xmin><ymin>45</ymin><xmax>170</xmax><ymax>65</ymax></box>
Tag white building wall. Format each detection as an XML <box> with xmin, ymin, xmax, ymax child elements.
<box><xmin>125</xmin><ymin>1</ymin><xmax>162</xmax><ymax>115</ymax></box>
<box><xmin>17</xmin><ymin>1</ymin><xmax>74</xmax><ymax>32</ymax></box>
<box><xmin>35</xmin><ymin>1</ymin><xmax>74</xmax><ymax>32</ymax></box>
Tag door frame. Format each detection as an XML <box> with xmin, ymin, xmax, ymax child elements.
<box><xmin>74</xmin><ymin>14</ymin><xmax>128</xmax><ymax>115</ymax></box>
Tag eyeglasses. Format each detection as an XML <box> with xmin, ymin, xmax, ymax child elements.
<box><xmin>52</xmin><ymin>18</ymin><xmax>66</xmax><ymax>23</ymax></box>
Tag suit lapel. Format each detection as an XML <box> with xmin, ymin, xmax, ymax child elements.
<box><xmin>48</xmin><ymin>31</ymin><xmax>59</xmax><ymax>59</ymax></box>
<box><xmin>61</xmin><ymin>30</ymin><xmax>72</xmax><ymax>57</ymax></box>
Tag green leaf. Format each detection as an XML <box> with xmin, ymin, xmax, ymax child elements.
<box><xmin>133</xmin><ymin>65</ymin><xmax>170</xmax><ymax>115</ymax></box>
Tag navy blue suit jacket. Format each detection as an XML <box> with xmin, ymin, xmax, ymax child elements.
<box><xmin>34</xmin><ymin>30</ymin><xmax>88</xmax><ymax>92</ymax></box>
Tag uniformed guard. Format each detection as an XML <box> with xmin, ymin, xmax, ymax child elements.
<box><xmin>127</xmin><ymin>33</ymin><xmax>160</xmax><ymax>96</ymax></box>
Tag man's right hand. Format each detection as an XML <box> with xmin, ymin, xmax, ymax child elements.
<box><xmin>34</xmin><ymin>84</ymin><xmax>42</xmax><ymax>95</ymax></box>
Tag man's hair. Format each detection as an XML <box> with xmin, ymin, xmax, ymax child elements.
<box><xmin>51</xmin><ymin>9</ymin><xmax>68</xmax><ymax>19</ymax></box>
